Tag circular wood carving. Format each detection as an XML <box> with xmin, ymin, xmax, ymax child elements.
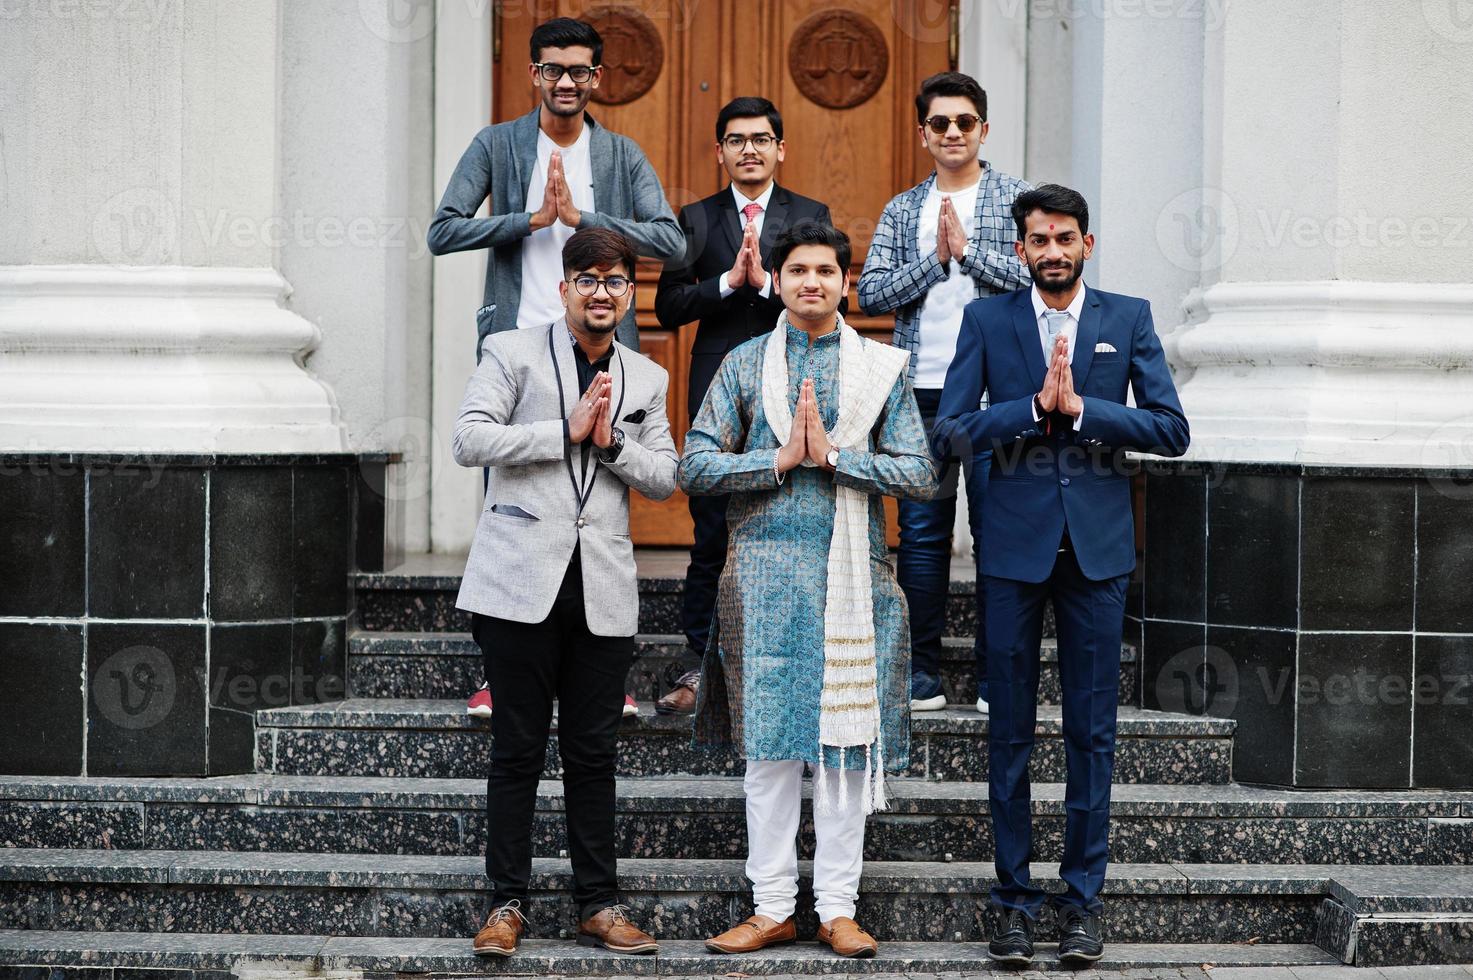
<box><xmin>585</xmin><ymin>6</ymin><xmax>664</xmax><ymax>105</ymax></box>
<box><xmin>788</xmin><ymin>9</ymin><xmax>889</xmax><ymax>110</ymax></box>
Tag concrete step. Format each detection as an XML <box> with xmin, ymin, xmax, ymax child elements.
<box><xmin>346</xmin><ymin>630</ymin><xmax>1138</xmax><ymax>706</ymax></box>
<box><xmin>0</xmin><ymin>929</ymin><xmax>1346</xmax><ymax>975</ymax></box>
<box><xmin>1</xmin><ymin>775</ymin><xmax>1468</xmax><ymax>866</ymax></box>
<box><xmin>350</xmin><ymin>553</ymin><xmax>1040</xmax><ymax>639</ymax></box>
<box><xmin>252</xmin><ymin>700</ymin><xmax>1233</xmax><ymax>784</ymax></box>
<box><xmin>0</xmin><ymin>847</ymin><xmax>1431</xmax><ymax>946</ymax></box>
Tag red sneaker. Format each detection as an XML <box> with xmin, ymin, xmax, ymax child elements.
<box><xmin>467</xmin><ymin>683</ymin><xmax>492</xmax><ymax>718</ymax></box>
<box><xmin>622</xmin><ymin>695</ymin><xmax>638</xmax><ymax>718</ymax></box>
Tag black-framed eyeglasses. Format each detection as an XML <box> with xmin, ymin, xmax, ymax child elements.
<box><xmin>924</xmin><ymin>113</ymin><xmax>982</xmax><ymax>135</ymax></box>
<box><xmin>568</xmin><ymin>274</ymin><xmax>631</xmax><ymax>297</ymax></box>
<box><xmin>720</xmin><ymin>133</ymin><xmax>777</xmax><ymax>152</ymax></box>
<box><xmin>534</xmin><ymin>62</ymin><xmax>598</xmax><ymax>83</ymax></box>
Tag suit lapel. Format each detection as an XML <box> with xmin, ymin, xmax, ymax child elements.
<box><xmin>757</xmin><ymin>184</ymin><xmax>790</xmax><ymax>262</ymax></box>
<box><xmin>550</xmin><ymin>319</ymin><xmax>581</xmax><ymax>431</ymax></box>
<box><xmin>1012</xmin><ymin>290</ymin><xmax>1048</xmax><ymax>391</ymax></box>
<box><xmin>1071</xmin><ymin>288</ymin><xmax>1102</xmax><ymax>388</ymax></box>
<box><xmin>717</xmin><ymin>190</ymin><xmax>743</xmax><ymax>259</ymax></box>
<box><xmin>587</xmin><ymin>113</ymin><xmax>615</xmax><ymax>214</ymax></box>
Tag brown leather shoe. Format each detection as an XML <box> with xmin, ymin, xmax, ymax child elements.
<box><xmin>472</xmin><ymin>900</ymin><xmax>525</xmax><ymax>957</ymax></box>
<box><xmin>817</xmin><ymin>916</ymin><xmax>878</xmax><ymax>958</ymax></box>
<box><xmin>655</xmin><ymin>669</ymin><xmax>701</xmax><ymax>716</ymax></box>
<box><xmin>577</xmin><ymin>904</ymin><xmax>658</xmax><ymax>954</ymax></box>
<box><xmin>704</xmin><ymin>914</ymin><xmax>797</xmax><ymax>953</ymax></box>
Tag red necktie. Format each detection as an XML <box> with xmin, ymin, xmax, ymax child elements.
<box><xmin>742</xmin><ymin>202</ymin><xmax>763</xmax><ymax>225</ymax></box>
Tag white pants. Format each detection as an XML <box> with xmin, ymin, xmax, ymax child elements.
<box><xmin>744</xmin><ymin>759</ymin><xmax>867</xmax><ymax>924</ymax></box>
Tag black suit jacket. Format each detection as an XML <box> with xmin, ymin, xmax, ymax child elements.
<box><xmin>655</xmin><ymin>184</ymin><xmax>839</xmax><ymax>418</ymax></box>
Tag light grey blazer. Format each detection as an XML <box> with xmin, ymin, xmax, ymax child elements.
<box><xmin>452</xmin><ymin>320</ymin><xmax>678</xmax><ymax>636</ymax></box>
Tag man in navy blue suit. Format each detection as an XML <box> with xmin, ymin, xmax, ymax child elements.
<box><xmin>933</xmin><ymin>184</ymin><xmax>1189</xmax><ymax>967</ymax></box>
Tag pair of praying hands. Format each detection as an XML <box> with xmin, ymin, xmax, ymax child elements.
<box><xmin>567</xmin><ymin>371</ymin><xmax>616</xmax><ymax>448</ymax></box>
<box><xmin>727</xmin><ymin>218</ymin><xmax>768</xmax><ymax>290</ymax></box>
<box><xmin>1038</xmin><ymin>333</ymin><xmax>1084</xmax><ymax>418</ymax></box>
<box><xmin>776</xmin><ymin>379</ymin><xmax>836</xmax><ymax>474</ymax></box>
<box><xmin>933</xmin><ymin>195</ymin><xmax>968</xmax><ymax>264</ymax></box>
<box><xmin>530</xmin><ymin>150</ymin><xmax>582</xmax><ymax>231</ymax></box>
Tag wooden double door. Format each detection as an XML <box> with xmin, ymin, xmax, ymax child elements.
<box><xmin>495</xmin><ymin>0</ymin><xmax>957</xmax><ymax>544</ymax></box>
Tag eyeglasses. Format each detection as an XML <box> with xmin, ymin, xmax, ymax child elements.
<box><xmin>924</xmin><ymin>113</ymin><xmax>982</xmax><ymax>135</ymax></box>
<box><xmin>720</xmin><ymin>133</ymin><xmax>777</xmax><ymax>152</ymax></box>
<box><xmin>568</xmin><ymin>274</ymin><xmax>631</xmax><ymax>297</ymax></box>
<box><xmin>534</xmin><ymin>62</ymin><xmax>598</xmax><ymax>83</ymax></box>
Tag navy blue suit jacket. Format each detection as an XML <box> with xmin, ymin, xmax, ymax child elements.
<box><xmin>933</xmin><ymin>286</ymin><xmax>1189</xmax><ymax>584</ymax></box>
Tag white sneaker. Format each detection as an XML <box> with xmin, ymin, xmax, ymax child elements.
<box><xmin>910</xmin><ymin>693</ymin><xmax>947</xmax><ymax>712</ymax></box>
<box><xmin>976</xmin><ymin>697</ymin><xmax>990</xmax><ymax>715</ymax></box>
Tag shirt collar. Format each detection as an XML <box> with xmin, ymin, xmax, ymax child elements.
<box><xmin>731</xmin><ymin>181</ymin><xmax>775</xmax><ymax>214</ymax></box>
<box><xmin>1031</xmin><ymin>283</ymin><xmax>1088</xmax><ymax>324</ymax></box>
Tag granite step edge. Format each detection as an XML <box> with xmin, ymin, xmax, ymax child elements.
<box><xmin>0</xmin><ymin>931</ymin><xmax>1343</xmax><ymax>973</ymax></box>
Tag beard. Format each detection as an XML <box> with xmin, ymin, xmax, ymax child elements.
<box><xmin>572</xmin><ymin>308</ymin><xmax>619</xmax><ymax>334</ymax></box>
<box><xmin>1029</xmin><ymin>256</ymin><xmax>1083</xmax><ymax>294</ymax></box>
<box><xmin>542</xmin><ymin>86</ymin><xmax>588</xmax><ymax>117</ymax></box>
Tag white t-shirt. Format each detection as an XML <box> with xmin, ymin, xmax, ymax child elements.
<box><xmin>516</xmin><ymin>126</ymin><xmax>596</xmax><ymax>330</ymax></box>
<box><xmin>912</xmin><ymin>178</ymin><xmax>981</xmax><ymax>389</ymax></box>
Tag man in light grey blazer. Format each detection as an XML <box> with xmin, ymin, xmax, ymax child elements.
<box><xmin>455</xmin><ymin>228</ymin><xmax>677</xmax><ymax>960</ymax></box>
<box><xmin>426</xmin><ymin>16</ymin><xmax>683</xmax><ymax>358</ymax></box>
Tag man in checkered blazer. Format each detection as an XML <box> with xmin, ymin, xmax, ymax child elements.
<box><xmin>857</xmin><ymin>71</ymin><xmax>1031</xmax><ymax>720</ymax></box>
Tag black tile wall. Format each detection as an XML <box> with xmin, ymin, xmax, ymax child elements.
<box><xmin>1207</xmin><ymin>472</ymin><xmax>1298</xmax><ymax>629</ymax></box>
<box><xmin>1416</xmin><ymin>483</ymin><xmax>1473</xmax><ymax>634</ymax></box>
<box><xmin>1210</xmin><ymin>624</ymin><xmax>1296</xmax><ymax>785</ymax></box>
<box><xmin>1143</xmin><ymin>472</ymin><xmax>1206</xmax><ymax>622</ymax></box>
<box><xmin>1296</xmin><ymin>632</ymin><xmax>1413</xmax><ymax>789</ymax></box>
<box><xmin>292</xmin><ymin>466</ymin><xmax>351</xmax><ymax>618</ymax></box>
<box><xmin>0</xmin><ymin>466</ymin><xmax>85</xmax><ymax>617</ymax></box>
<box><xmin>89</xmin><ymin>467</ymin><xmax>206</xmax><ymax>619</ymax></box>
<box><xmin>0</xmin><ymin>623</ymin><xmax>84</xmax><ymax>775</ymax></box>
<box><xmin>1299</xmin><ymin>477</ymin><xmax>1414</xmax><ymax>632</ymax></box>
<box><xmin>86</xmin><ymin>623</ymin><xmax>208</xmax><ymax>776</ymax></box>
<box><xmin>1411</xmin><ymin>634</ymin><xmax>1473</xmax><ymax>789</ymax></box>
<box><xmin>209</xmin><ymin>467</ymin><xmax>293</xmax><ymax>621</ymax></box>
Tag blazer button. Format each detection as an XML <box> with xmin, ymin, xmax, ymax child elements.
<box><xmin>1060</xmin><ymin>477</ymin><xmax>1071</xmax><ymax>487</ymax></box>
<box><xmin>576</xmin><ymin>517</ymin><xmax>587</xmax><ymax>528</ymax></box>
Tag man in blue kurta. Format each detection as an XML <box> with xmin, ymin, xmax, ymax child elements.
<box><xmin>679</xmin><ymin>223</ymin><xmax>938</xmax><ymax>959</ymax></box>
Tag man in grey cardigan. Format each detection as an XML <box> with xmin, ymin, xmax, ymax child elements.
<box><xmin>427</xmin><ymin>17</ymin><xmax>683</xmax><ymax>359</ymax></box>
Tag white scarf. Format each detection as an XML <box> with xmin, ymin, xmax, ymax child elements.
<box><xmin>760</xmin><ymin>312</ymin><xmax>910</xmax><ymax>815</ymax></box>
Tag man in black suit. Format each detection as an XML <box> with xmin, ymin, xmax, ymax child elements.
<box><xmin>653</xmin><ymin>96</ymin><xmax>837</xmax><ymax>715</ymax></box>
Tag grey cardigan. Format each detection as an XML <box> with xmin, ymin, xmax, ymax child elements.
<box><xmin>427</xmin><ymin>108</ymin><xmax>684</xmax><ymax>356</ymax></box>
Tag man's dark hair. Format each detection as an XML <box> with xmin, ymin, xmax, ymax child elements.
<box><xmin>771</xmin><ymin>221</ymin><xmax>852</xmax><ymax>274</ymax></box>
<box><xmin>562</xmin><ymin>227</ymin><xmax>635</xmax><ymax>277</ymax></box>
<box><xmin>530</xmin><ymin>17</ymin><xmax>602</xmax><ymax>66</ymax></box>
<box><xmin>716</xmin><ymin>96</ymin><xmax>783</xmax><ymax>142</ymax></box>
<box><xmin>1011</xmin><ymin>183</ymin><xmax>1090</xmax><ymax>239</ymax></box>
<box><xmin>915</xmin><ymin>71</ymin><xmax>987</xmax><ymax>124</ymax></box>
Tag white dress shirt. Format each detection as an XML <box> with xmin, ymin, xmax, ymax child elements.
<box><xmin>1030</xmin><ymin>283</ymin><xmax>1087</xmax><ymax>429</ymax></box>
<box><xmin>912</xmin><ymin>177</ymin><xmax>981</xmax><ymax>388</ymax></box>
<box><xmin>517</xmin><ymin>126</ymin><xmax>596</xmax><ymax>330</ymax></box>
<box><xmin>720</xmin><ymin>181</ymin><xmax>775</xmax><ymax>299</ymax></box>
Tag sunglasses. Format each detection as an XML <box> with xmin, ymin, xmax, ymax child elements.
<box><xmin>924</xmin><ymin>113</ymin><xmax>982</xmax><ymax>135</ymax></box>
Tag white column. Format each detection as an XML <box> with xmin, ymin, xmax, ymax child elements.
<box><xmin>0</xmin><ymin>1</ymin><xmax>346</xmax><ymax>453</ymax></box>
<box><xmin>1167</xmin><ymin>2</ymin><xmax>1473</xmax><ymax>466</ymax></box>
<box><xmin>427</xmin><ymin>0</ymin><xmax>495</xmax><ymax>556</ymax></box>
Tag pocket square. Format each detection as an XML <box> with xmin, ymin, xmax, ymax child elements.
<box><xmin>1094</xmin><ymin>341</ymin><xmax>1118</xmax><ymax>354</ymax></box>
<box><xmin>621</xmin><ymin>409</ymin><xmax>647</xmax><ymax>424</ymax></box>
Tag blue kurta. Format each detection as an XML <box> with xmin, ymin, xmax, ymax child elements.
<box><xmin>680</xmin><ymin>322</ymin><xmax>939</xmax><ymax>770</ymax></box>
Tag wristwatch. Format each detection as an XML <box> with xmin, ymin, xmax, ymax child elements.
<box><xmin>599</xmin><ymin>426</ymin><xmax>626</xmax><ymax>463</ymax></box>
<box><xmin>825</xmin><ymin>447</ymin><xmax>840</xmax><ymax>470</ymax></box>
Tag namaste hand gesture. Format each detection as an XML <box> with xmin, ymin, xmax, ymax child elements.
<box><xmin>568</xmin><ymin>371</ymin><xmax>613</xmax><ymax>445</ymax></box>
<box><xmin>777</xmin><ymin>379</ymin><xmax>833</xmax><ymax>473</ymax></box>
<box><xmin>727</xmin><ymin>218</ymin><xmax>766</xmax><ymax>290</ymax></box>
<box><xmin>934</xmin><ymin>196</ymin><xmax>968</xmax><ymax>264</ymax></box>
<box><xmin>530</xmin><ymin>151</ymin><xmax>582</xmax><ymax>231</ymax></box>
<box><xmin>1037</xmin><ymin>334</ymin><xmax>1082</xmax><ymax>418</ymax></box>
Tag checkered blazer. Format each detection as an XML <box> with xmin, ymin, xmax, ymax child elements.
<box><xmin>858</xmin><ymin>165</ymin><xmax>1033</xmax><ymax>389</ymax></box>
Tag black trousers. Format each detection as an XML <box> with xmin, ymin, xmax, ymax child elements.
<box><xmin>471</xmin><ymin>551</ymin><xmax>635</xmax><ymax>922</ymax></box>
<box><xmin>678</xmin><ymin>491</ymin><xmax>728</xmax><ymax>671</ymax></box>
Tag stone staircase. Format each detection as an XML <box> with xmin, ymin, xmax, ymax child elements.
<box><xmin>1</xmin><ymin>552</ymin><xmax>1471</xmax><ymax>975</ymax></box>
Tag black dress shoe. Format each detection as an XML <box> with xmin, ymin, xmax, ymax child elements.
<box><xmin>986</xmin><ymin>906</ymin><xmax>1034</xmax><ymax>966</ymax></box>
<box><xmin>1056</xmin><ymin>904</ymin><xmax>1104</xmax><ymax>964</ymax></box>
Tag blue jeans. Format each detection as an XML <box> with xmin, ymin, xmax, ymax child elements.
<box><xmin>897</xmin><ymin>387</ymin><xmax>989</xmax><ymax>699</ymax></box>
